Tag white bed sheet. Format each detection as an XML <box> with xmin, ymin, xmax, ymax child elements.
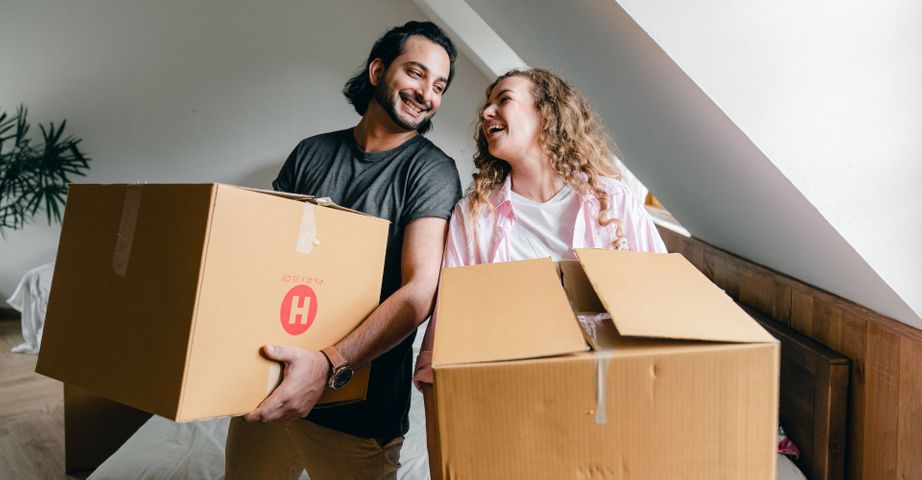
<box><xmin>87</xmin><ymin>386</ymin><xmax>432</xmax><ymax>480</ymax></box>
<box><xmin>88</xmin><ymin>327</ymin><xmax>806</xmax><ymax>480</ymax></box>
<box><xmin>88</xmin><ymin>328</ymin><xmax>433</xmax><ymax>480</ymax></box>
<box><xmin>6</xmin><ymin>261</ymin><xmax>55</xmax><ymax>355</ymax></box>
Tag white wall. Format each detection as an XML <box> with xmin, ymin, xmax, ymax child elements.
<box><xmin>464</xmin><ymin>0</ymin><xmax>921</xmax><ymax>327</ymax></box>
<box><xmin>0</xmin><ymin>0</ymin><xmax>487</xmax><ymax>303</ymax></box>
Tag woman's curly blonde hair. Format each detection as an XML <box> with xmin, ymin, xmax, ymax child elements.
<box><xmin>469</xmin><ymin>68</ymin><xmax>626</xmax><ymax>244</ymax></box>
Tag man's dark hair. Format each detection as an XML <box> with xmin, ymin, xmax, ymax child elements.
<box><xmin>343</xmin><ymin>21</ymin><xmax>457</xmax><ymax>134</ymax></box>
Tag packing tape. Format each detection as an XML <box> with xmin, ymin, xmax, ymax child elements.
<box><xmin>296</xmin><ymin>202</ymin><xmax>319</xmax><ymax>254</ymax></box>
<box><xmin>266</xmin><ymin>362</ymin><xmax>281</xmax><ymax>395</ymax></box>
<box><xmin>595</xmin><ymin>355</ymin><xmax>610</xmax><ymax>425</ymax></box>
<box><xmin>112</xmin><ymin>185</ymin><xmax>143</xmax><ymax>276</ymax></box>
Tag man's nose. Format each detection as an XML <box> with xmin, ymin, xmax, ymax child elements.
<box><xmin>418</xmin><ymin>84</ymin><xmax>436</xmax><ymax>106</ymax></box>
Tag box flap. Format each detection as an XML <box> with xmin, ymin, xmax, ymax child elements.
<box><xmin>236</xmin><ymin>185</ymin><xmax>373</xmax><ymax>217</ymax></box>
<box><xmin>574</xmin><ymin>249</ymin><xmax>775</xmax><ymax>343</ymax></box>
<box><xmin>432</xmin><ymin>258</ymin><xmax>589</xmax><ymax>367</ymax></box>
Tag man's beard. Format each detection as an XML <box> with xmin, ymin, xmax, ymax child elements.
<box><xmin>374</xmin><ymin>83</ymin><xmax>433</xmax><ymax>133</ymax></box>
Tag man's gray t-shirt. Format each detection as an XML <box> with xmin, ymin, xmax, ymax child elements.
<box><xmin>273</xmin><ymin>128</ymin><xmax>462</xmax><ymax>439</ymax></box>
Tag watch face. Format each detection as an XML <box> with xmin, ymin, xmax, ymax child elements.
<box><xmin>330</xmin><ymin>366</ymin><xmax>353</xmax><ymax>390</ymax></box>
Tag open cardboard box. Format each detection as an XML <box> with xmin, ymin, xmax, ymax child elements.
<box><xmin>429</xmin><ymin>249</ymin><xmax>780</xmax><ymax>479</ymax></box>
<box><xmin>38</xmin><ymin>183</ymin><xmax>387</xmax><ymax>421</ymax></box>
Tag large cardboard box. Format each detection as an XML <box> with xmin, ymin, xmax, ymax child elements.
<box><xmin>430</xmin><ymin>249</ymin><xmax>780</xmax><ymax>479</ymax></box>
<box><xmin>37</xmin><ymin>183</ymin><xmax>388</xmax><ymax>421</ymax></box>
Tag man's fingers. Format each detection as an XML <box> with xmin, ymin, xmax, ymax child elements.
<box><xmin>257</xmin><ymin>400</ymin><xmax>306</xmax><ymax>423</ymax></box>
<box><xmin>243</xmin><ymin>347</ymin><xmax>325</xmax><ymax>423</ymax></box>
<box><xmin>245</xmin><ymin>398</ymin><xmax>290</xmax><ymax>423</ymax></box>
<box><xmin>244</xmin><ymin>383</ymin><xmax>288</xmax><ymax>422</ymax></box>
<box><xmin>262</xmin><ymin>344</ymin><xmax>298</xmax><ymax>363</ymax></box>
<box><xmin>244</xmin><ymin>381</ymin><xmax>308</xmax><ymax>423</ymax></box>
<box><xmin>243</xmin><ymin>401</ymin><xmax>273</xmax><ymax>423</ymax></box>
<box><xmin>254</xmin><ymin>406</ymin><xmax>284</xmax><ymax>423</ymax></box>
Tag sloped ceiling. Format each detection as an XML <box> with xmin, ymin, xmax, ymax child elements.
<box><xmin>434</xmin><ymin>0</ymin><xmax>921</xmax><ymax>328</ymax></box>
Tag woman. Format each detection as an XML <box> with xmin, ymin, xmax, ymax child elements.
<box><xmin>414</xmin><ymin>68</ymin><xmax>667</xmax><ymax>384</ymax></box>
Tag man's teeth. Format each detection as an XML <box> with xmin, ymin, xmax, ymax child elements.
<box><xmin>403</xmin><ymin>97</ymin><xmax>425</xmax><ymax>113</ymax></box>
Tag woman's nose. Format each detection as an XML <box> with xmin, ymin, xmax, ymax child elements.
<box><xmin>481</xmin><ymin>105</ymin><xmax>495</xmax><ymax>121</ymax></box>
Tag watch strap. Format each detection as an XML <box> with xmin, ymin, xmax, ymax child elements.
<box><xmin>321</xmin><ymin>345</ymin><xmax>348</xmax><ymax>370</ymax></box>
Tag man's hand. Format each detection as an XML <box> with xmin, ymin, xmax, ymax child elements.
<box><xmin>243</xmin><ymin>344</ymin><xmax>330</xmax><ymax>423</ymax></box>
<box><xmin>413</xmin><ymin>350</ymin><xmax>433</xmax><ymax>391</ymax></box>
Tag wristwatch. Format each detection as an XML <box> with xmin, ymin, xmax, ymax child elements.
<box><xmin>321</xmin><ymin>346</ymin><xmax>353</xmax><ymax>390</ymax></box>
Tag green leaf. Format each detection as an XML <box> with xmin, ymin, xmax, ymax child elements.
<box><xmin>0</xmin><ymin>104</ymin><xmax>90</xmax><ymax>234</ymax></box>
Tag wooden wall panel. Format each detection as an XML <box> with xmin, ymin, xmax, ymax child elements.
<box><xmin>740</xmin><ymin>263</ymin><xmax>794</xmax><ymax>325</ymax></box>
<box><xmin>898</xmin><ymin>338</ymin><xmax>922</xmax><ymax>479</ymax></box>
<box><xmin>836</xmin><ymin>310</ymin><xmax>868</xmax><ymax>480</ymax></box>
<box><xmin>790</xmin><ymin>286</ymin><xmax>815</xmax><ymax>334</ymax></box>
<box><xmin>864</xmin><ymin>324</ymin><xmax>900</xmax><ymax>479</ymax></box>
<box><xmin>703</xmin><ymin>249</ymin><xmax>741</xmax><ymax>299</ymax></box>
<box><xmin>658</xmin><ymin>227</ymin><xmax>922</xmax><ymax>480</ymax></box>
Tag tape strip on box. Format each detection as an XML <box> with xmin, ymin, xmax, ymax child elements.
<box><xmin>112</xmin><ymin>185</ymin><xmax>143</xmax><ymax>276</ymax></box>
<box><xmin>296</xmin><ymin>202</ymin><xmax>320</xmax><ymax>254</ymax></box>
<box><xmin>266</xmin><ymin>362</ymin><xmax>282</xmax><ymax>396</ymax></box>
<box><xmin>595</xmin><ymin>356</ymin><xmax>610</xmax><ymax>425</ymax></box>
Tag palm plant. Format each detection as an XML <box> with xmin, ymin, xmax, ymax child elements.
<box><xmin>0</xmin><ymin>105</ymin><xmax>90</xmax><ymax>235</ymax></box>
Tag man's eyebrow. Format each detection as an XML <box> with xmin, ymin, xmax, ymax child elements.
<box><xmin>406</xmin><ymin>61</ymin><xmax>448</xmax><ymax>85</ymax></box>
<box><xmin>491</xmin><ymin>89</ymin><xmax>513</xmax><ymax>99</ymax></box>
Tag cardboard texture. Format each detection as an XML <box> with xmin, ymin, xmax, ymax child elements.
<box><xmin>37</xmin><ymin>184</ymin><xmax>388</xmax><ymax>421</ymax></box>
<box><xmin>63</xmin><ymin>384</ymin><xmax>152</xmax><ymax>474</ymax></box>
<box><xmin>431</xmin><ymin>250</ymin><xmax>780</xmax><ymax>479</ymax></box>
<box><xmin>434</xmin><ymin>259</ymin><xmax>588</xmax><ymax>366</ymax></box>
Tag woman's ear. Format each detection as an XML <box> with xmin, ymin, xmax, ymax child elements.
<box><xmin>368</xmin><ymin>59</ymin><xmax>385</xmax><ymax>87</ymax></box>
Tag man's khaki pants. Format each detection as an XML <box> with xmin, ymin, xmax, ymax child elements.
<box><xmin>225</xmin><ymin>416</ymin><xmax>403</xmax><ymax>480</ymax></box>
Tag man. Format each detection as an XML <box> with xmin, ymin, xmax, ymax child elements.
<box><xmin>225</xmin><ymin>21</ymin><xmax>462</xmax><ymax>479</ymax></box>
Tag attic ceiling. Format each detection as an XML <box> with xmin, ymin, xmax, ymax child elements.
<box><xmin>419</xmin><ymin>0</ymin><xmax>922</xmax><ymax>329</ymax></box>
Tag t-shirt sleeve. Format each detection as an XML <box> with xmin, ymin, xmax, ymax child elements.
<box><xmin>401</xmin><ymin>154</ymin><xmax>463</xmax><ymax>226</ymax></box>
<box><xmin>272</xmin><ymin>143</ymin><xmax>303</xmax><ymax>193</ymax></box>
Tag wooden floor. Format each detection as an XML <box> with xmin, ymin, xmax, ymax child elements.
<box><xmin>0</xmin><ymin>316</ymin><xmax>86</xmax><ymax>480</ymax></box>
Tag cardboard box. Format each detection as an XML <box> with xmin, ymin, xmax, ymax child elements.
<box><xmin>63</xmin><ymin>384</ymin><xmax>152</xmax><ymax>474</ymax></box>
<box><xmin>37</xmin><ymin>183</ymin><xmax>388</xmax><ymax>421</ymax></box>
<box><xmin>430</xmin><ymin>249</ymin><xmax>780</xmax><ymax>479</ymax></box>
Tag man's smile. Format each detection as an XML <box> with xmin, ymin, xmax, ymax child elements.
<box><xmin>399</xmin><ymin>92</ymin><xmax>429</xmax><ymax>117</ymax></box>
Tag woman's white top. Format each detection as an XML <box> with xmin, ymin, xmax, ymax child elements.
<box><xmin>507</xmin><ymin>186</ymin><xmax>580</xmax><ymax>261</ymax></box>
